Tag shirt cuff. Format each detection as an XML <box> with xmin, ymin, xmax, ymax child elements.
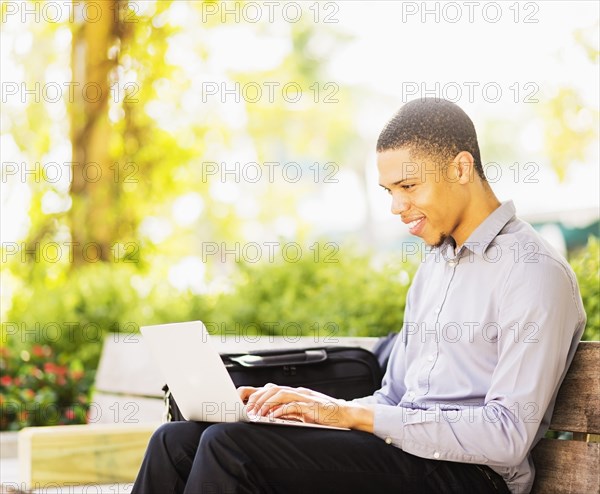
<box><xmin>372</xmin><ymin>404</ymin><xmax>406</xmax><ymax>448</ymax></box>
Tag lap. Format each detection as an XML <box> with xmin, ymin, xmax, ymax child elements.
<box><xmin>155</xmin><ymin>421</ymin><xmax>500</xmax><ymax>493</ymax></box>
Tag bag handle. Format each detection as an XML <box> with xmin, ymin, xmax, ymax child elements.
<box><xmin>229</xmin><ymin>349</ymin><xmax>327</xmax><ymax>368</ymax></box>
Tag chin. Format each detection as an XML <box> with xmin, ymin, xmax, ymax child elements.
<box><xmin>425</xmin><ymin>233</ymin><xmax>448</xmax><ymax>249</ymax></box>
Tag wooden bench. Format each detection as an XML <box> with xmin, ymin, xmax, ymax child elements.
<box><xmin>15</xmin><ymin>336</ymin><xmax>599</xmax><ymax>493</ymax></box>
<box><xmin>530</xmin><ymin>340</ymin><xmax>599</xmax><ymax>493</ymax></box>
<box><xmin>16</xmin><ymin>334</ymin><xmax>378</xmax><ymax>489</ymax></box>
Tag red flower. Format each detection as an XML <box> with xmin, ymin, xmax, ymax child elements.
<box><xmin>65</xmin><ymin>409</ymin><xmax>75</xmax><ymax>420</ymax></box>
<box><xmin>44</xmin><ymin>362</ymin><xmax>57</xmax><ymax>374</ymax></box>
<box><xmin>31</xmin><ymin>345</ymin><xmax>45</xmax><ymax>358</ymax></box>
<box><xmin>0</xmin><ymin>375</ymin><xmax>12</xmax><ymax>386</ymax></box>
<box><xmin>44</xmin><ymin>363</ymin><xmax>68</xmax><ymax>377</ymax></box>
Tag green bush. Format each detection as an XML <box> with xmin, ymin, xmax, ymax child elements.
<box><xmin>5</xmin><ymin>262</ymin><xmax>145</xmax><ymax>370</ymax></box>
<box><xmin>570</xmin><ymin>235</ymin><xmax>600</xmax><ymax>341</ymax></box>
<box><xmin>4</xmin><ymin>262</ymin><xmax>213</xmax><ymax>370</ymax></box>
<box><xmin>4</xmin><ymin>244</ymin><xmax>417</xmax><ymax>375</ymax></box>
<box><xmin>213</xmin><ymin>246</ymin><xmax>416</xmax><ymax>340</ymax></box>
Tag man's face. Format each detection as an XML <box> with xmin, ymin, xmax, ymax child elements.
<box><xmin>377</xmin><ymin>147</ymin><xmax>466</xmax><ymax>248</ymax></box>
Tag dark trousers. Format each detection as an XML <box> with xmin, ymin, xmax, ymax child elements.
<box><xmin>132</xmin><ymin>421</ymin><xmax>510</xmax><ymax>494</ymax></box>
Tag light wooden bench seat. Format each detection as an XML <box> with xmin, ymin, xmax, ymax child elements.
<box><xmin>17</xmin><ymin>423</ymin><xmax>160</xmax><ymax>488</ymax></box>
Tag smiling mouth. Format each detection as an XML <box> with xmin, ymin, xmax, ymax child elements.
<box><xmin>407</xmin><ymin>216</ymin><xmax>425</xmax><ymax>235</ymax></box>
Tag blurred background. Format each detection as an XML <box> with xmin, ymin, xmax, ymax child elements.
<box><xmin>1</xmin><ymin>0</ymin><xmax>598</xmax><ymax>430</ymax></box>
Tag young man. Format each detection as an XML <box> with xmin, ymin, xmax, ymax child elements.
<box><xmin>132</xmin><ymin>99</ymin><xmax>586</xmax><ymax>494</ymax></box>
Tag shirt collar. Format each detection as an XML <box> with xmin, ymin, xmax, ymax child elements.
<box><xmin>437</xmin><ymin>200</ymin><xmax>516</xmax><ymax>259</ymax></box>
<box><xmin>458</xmin><ymin>200</ymin><xmax>517</xmax><ymax>258</ymax></box>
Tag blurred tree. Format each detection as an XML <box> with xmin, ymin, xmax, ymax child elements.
<box><xmin>537</xmin><ymin>24</ymin><xmax>599</xmax><ymax>181</ymax></box>
<box><xmin>538</xmin><ymin>87</ymin><xmax>598</xmax><ymax>182</ymax></box>
<box><xmin>574</xmin><ymin>20</ymin><xmax>599</xmax><ymax>64</ymax></box>
<box><xmin>4</xmin><ymin>0</ymin><xmax>363</xmax><ymax>364</ymax></box>
<box><xmin>69</xmin><ymin>0</ymin><xmax>120</xmax><ymax>265</ymax></box>
<box><xmin>231</xmin><ymin>22</ymin><xmax>363</xmax><ymax>223</ymax></box>
<box><xmin>479</xmin><ymin>23</ymin><xmax>598</xmax><ymax>184</ymax></box>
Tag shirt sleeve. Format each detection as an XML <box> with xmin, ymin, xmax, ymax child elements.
<box><xmin>368</xmin><ymin>257</ymin><xmax>585</xmax><ymax>467</ymax></box>
<box><xmin>351</xmin><ymin>285</ymin><xmax>414</xmax><ymax>406</ymax></box>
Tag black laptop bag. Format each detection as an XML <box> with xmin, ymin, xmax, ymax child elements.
<box><xmin>163</xmin><ymin>346</ymin><xmax>383</xmax><ymax>422</ymax></box>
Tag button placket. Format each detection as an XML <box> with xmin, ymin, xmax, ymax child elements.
<box><xmin>418</xmin><ymin>253</ymin><xmax>458</xmax><ymax>394</ymax></box>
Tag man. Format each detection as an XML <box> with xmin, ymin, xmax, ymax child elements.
<box><xmin>132</xmin><ymin>99</ymin><xmax>586</xmax><ymax>493</ymax></box>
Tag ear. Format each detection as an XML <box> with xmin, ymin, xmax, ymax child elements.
<box><xmin>454</xmin><ymin>151</ymin><xmax>475</xmax><ymax>185</ymax></box>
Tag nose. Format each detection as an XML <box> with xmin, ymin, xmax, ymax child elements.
<box><xmin>391</xmin><ymin>192</ymin><xmax>410</xmax><ymax>216</ymax></box>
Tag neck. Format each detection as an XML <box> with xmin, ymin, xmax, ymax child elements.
<box><xmin>453</xmin><ymin>183</ymin><xmax>501</xmax><ymax>248</ymax></box>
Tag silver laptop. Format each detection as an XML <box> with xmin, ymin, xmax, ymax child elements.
<box><xmin>140</xmin><ymin>321</ymin><xmax>349</xmax><ymax>430</ymax></box>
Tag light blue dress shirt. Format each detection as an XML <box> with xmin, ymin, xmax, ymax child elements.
<box><xmin>353</xmin><ymin>201</ymin><xmax>586</xmax><ymax>494</ymax></box>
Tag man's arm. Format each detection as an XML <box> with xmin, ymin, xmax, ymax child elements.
<box><xmin>369</xmin><ymin>258</ymin><xmax>585</xmax><ymax>467</ymax></box>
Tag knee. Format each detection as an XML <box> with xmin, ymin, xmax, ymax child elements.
<box><xmin>198</xmin><ymin>423</ymin><xmax>247</xmax><ymax>453</ymax></box>
<box><xmin>148</xmin><ymin>421</ymin><xmax>203</xmax><ymax>456</ymax></box>
<box><xmin>199</xmin><ymin>423</ymin><xmax>234</xmax><ymax>444</ymax></box>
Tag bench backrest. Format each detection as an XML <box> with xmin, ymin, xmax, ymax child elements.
<box><xmin>530</xmin><ymin>341</ymin><xmax>600</xmax><ymax>494</ymax></box>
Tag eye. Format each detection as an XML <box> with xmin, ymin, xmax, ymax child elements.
<box><xmin>401</xmin><ymin>184</ymin><xmax>415</xmax><ymax>190</ymax></box>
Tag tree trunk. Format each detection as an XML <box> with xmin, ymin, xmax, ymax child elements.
<box><xmin>69</xmin><ymin>0</ymin><xmax>120</xmax><ymax>266</ymax></box>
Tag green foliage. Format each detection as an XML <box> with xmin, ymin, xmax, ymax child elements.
<box><xmin>214</xmin><ymin>246</ymin><xmax>416</xmax><ymax>339</ymax></box>
<box><xmin>570</xmin><ymin>236</ymin><xmax>600</xmax><ymax>341</ymax></box>
<box><xmin>0</xmin><ymin>344</ymin><xmax>93</xmax><ymax>431</ymax></box>
<box><xmin>6</xmin><ymin>263</ymin><xmax>142</xmax><ymax>369</ymax></box>
<box><xmin>4</xmin><ymin>261</ymin><xmax>214</xmax><ymax>370</ymax></box>
<box><xmin>537</xmin><ymin>87</ymin><xmax>599</xmax><ymax>182</ymax></box>
<box><xmin>4</xmin><ymin>247</ymin><xmax>414</xmax><ymax>369</ymax></box>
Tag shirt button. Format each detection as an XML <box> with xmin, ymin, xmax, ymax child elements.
<box><xmin>448</xmin><ymin>260</ymin><xmax>458</xmax><ymax>267</ymax></box>
<box><xmin>434</xmin><ymin>306</ymin><xmax>441</xmax><ymax>313</ymax></box>
<box><xmin>433</xmin><ymin>452</ymin><xmax>441</xmax><ymax>459</ymax></box>
<box><xmin>385</xmin><ymin>437</ymin><xmax>392</xmax><ymax>445</ymax></box>
<box><xmin>427</xmin><ymin>354</ymin><xmax>435</xmax><ymax>362</ymax></box>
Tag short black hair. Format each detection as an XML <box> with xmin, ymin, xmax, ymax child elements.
<box><xmin>376</xmin><ymin>98</ymin><xmax>485</xmax><ymax>180</ymax></box>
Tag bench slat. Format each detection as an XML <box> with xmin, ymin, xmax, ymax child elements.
<box><xmin>530</xmin><ymin>438</ymin><xmax>600</xmax><ymax>494</ymax></box>
<box><xmin>549</xmin><ymin>341</ymin><xmax>600</xmax><ymax>434</ymax></box>
<box><xmin>91</xmin><ymin>392</ymin><xmax>165</xmax><ymax>424</ymax></box>
<box><xmin>18</xmin><ymin>423</ymin><xmax>160</xmax><ymax>488</ymax></box>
